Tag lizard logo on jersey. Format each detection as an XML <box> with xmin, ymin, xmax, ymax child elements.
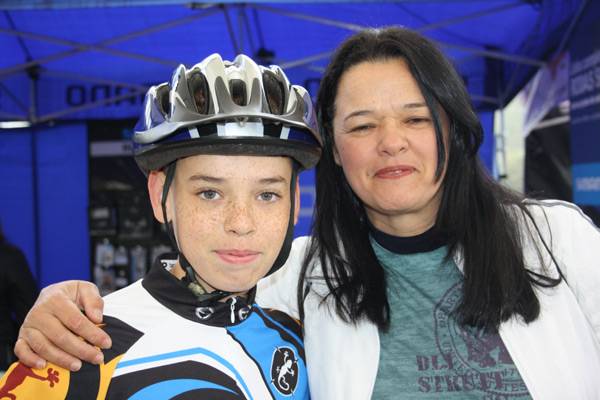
<box><xmin>0</xmin><ymin>362</ymin><xmax>60</xmax><ymax>399</ymax></box>
<box><xmin>270</xmin><ymin>346</ymin><xmax>299</xmax><ymax>396</ymax></box>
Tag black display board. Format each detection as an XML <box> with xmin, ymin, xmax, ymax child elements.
<box><xmin>88</xmin><ymin>120</ymin><xmax>172</xmax><ymax>295</ymax></box>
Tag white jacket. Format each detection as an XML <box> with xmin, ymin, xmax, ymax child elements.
<box><xmin>258</xmin><ymin>200</ymin><xmax>600</xmax><ymax>399</ymax></box>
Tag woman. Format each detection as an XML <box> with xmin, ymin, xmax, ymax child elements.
<box><xmin>14</xmin><ymin>27</ymin><xmax>600</xmax><ymax>398</ymax></box>
<box><xmin>296</xmin><ymin>27</ymin><xmax>600</xmax><ymax>399</ymax></box>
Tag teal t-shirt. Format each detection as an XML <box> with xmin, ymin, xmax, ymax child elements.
<box><xmin>370</xmin><ymin>229</ymin><xmax>531</xmax><ymax>399</ymax></box>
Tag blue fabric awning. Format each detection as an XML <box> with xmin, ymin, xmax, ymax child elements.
<box><xmin>0</xmin><ymin>0</ymin><xmax>596</xmax><ymax>287</ymax></box>
<box><xmin>0</xmin><ymin>1</ymin><xmax>590</xmax><ymax>123</ymax></box>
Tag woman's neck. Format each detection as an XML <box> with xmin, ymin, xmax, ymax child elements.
<box><xmin>369</xmin><ymin>221</ymin><xmax>447</xmax><ymax>254</ymax></box>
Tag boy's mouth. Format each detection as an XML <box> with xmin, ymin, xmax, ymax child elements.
<box><xmin>214</xmin><ymin>249</ymin><xmax>261</xmax><ymax>264</ymax></box>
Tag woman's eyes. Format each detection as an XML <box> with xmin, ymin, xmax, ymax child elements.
<box><xmin>407</xmin><ymin>117</ymin><xmax>432</xmax><ymax>125</ymax></box>
<box><xmin>348</xmin><ymin>117</ymin><xmax>432</xmax><ymax>132</ymax></box>
<box><xmin>349</xmin><ymin>124</ymin><xmax>374</xmax><ymax>132</ymax></box>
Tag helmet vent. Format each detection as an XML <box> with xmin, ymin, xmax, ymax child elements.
<box><xmin>133</xmin><ymin>54</ymin><xmax>322</xmax><ymax>175</ymax></box>
<box><xmin>229</xmin><ymin>79</ymin><xmax>247</xmax><ymax>106</ymax></box>
<box><xmin>189</xmin><ymin>71</ymin><xmax>210</xmax><ymax>114</ymax></box>
<box><xmin>294</xmin><ymin>88</ymin><xmax>306</xmax><ymax>117</ymax></box>
<box><xmin>263</xmin><ymin>72</ymin><xmax>285</xmax><ymax>115</ymax></box>
<box><xmin>156</xmin><ymin>84</ymin><xmax>171</xmax><ymax>116</ymax></box>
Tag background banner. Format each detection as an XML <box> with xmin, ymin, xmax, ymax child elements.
<box><xmin>569</xmin><ymin>14</ymin><xmax>600</xmax><ymax>206</ymax></box>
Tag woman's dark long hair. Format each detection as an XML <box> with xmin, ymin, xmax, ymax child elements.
<box><xmin>298</xmin><ymin>26</ymin><xmax>560</xmax><ymax>331</ymax></box>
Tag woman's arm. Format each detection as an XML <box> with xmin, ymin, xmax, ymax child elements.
<box><xmin>15</xmin><ymin>280</ymin><xmax>111</xmax><ymax>371</ymax></box>
<box><xmin>526</xmin><ymin>199</ymin><xmax>600</xmax><ymax>339</ymax></box>
<box><xmin>4</xmin><ymin>244</ymin><xmax>39</xmax><ymax>328</ymax></box>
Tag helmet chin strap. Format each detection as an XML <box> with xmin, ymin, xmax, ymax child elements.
<box><xmin>266</xmin><ymin>162</ymin><xmax>298</xmax><ymax>276</ymax></box>
<box><xmin>161</xmin><ymin>162</ymin><xmax>232</xmax><ymax>306</ymax></box>
<box><xmin>159</xmin><ymin>161</ymin><xmax>298</xmax><ymax>307</ymax></box>
<box><xmin>180</xmin><ymin>254</ymin><xmax>231</xmax><ymax>306</ymax></box>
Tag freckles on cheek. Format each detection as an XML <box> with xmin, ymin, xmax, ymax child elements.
<box><xmin>265</xmin><ymin>208</ymin><xmax>290</xmax><ymax>235</ymax></box>
<box><xmin>179</xmin><ymin>203</ymin><xmax>218</xmax><ymax>234</ymax></box>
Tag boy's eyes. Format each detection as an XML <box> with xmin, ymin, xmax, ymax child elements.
<box><xmin>257</xmin><ymin>192</ymin><xmax>278</xmax><ymax>202</ymax></box>
<box><xmin>199</xmin><ymin>190</ymin><xmax>221</xmax><ymax>200</ymax></box>
<box><xmin>198</xmin><ymin>190</ymin><xmax>279</xmax><ymax>202</ymax></box>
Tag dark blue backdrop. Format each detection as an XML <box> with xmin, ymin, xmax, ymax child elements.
<box><xmin>0</xmin><ymin>0</ymin><xmax>591</xmax><ymax>288</ymax></box>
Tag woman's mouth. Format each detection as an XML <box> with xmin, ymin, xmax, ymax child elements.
<box><xmin>374</xmin><ymin>165</ymin><xmax>414</xmax><ymax>179</ymax></box>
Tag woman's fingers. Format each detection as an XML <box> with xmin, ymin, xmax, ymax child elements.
<box><xmin>15</xmin><ymin>281</ymin><xmax>111</xmax><ymax>370</ymax></box>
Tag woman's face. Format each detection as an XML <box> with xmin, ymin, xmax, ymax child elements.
<box><xmin>332</xmin><ymin>59</ymin><xmax>449</xmax><ymax>237</ymax></box>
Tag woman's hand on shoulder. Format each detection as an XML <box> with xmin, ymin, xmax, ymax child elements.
<box><xmin>14</xmin><ymin>280</ymin><xmax>111</xmax><ymax>371</ymax></box>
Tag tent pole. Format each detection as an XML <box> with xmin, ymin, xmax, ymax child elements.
<box><xmin>39</xmin><ymin>68</ymin><xmax>148</xmax><ymax>92</ymax></box>
<box><xmin>247</xmin><ymin>3</ymin><xmax>544</xmax><ymax>69</ymax></box>
<box><xmin>247</xmin><ymin>4</ymin><xmax>365</xmax><ymax>32</ymax></box>
<box><xmin>500</xmin><ymin>1</ymin><xmax>552</xmax><ymax>104</ymax></box>
<box><xmin>238</xmin><ymin>4</ymin><xmax>245</xmax><ymax>55</ymax></box>
<box><xmin>0</xmin><ymin>27</ymin><xmax>181</xmax><ymax>76</ymax></box>
<box><xmin>241</xmin><ymin>7</ymin><xmax>256</xmax><ymax>57</ymax></box>
<box><xmin>550</xmin><ymin>0</ymin><xmax>589</xmax><ymax>65</ymax></box>
<box><xmin>495</xmin><ymin>74</ymin><xmax>507</xmax><ymax>184</ymax></box>
<box><xmin>442</xmin><ymin>43</ymin><xmax>545</xmax><ymax>68</ymax></box>
<box><xmin>470</xmin><ymin>94</ymin><xmax>499</xmax><ymax>107</ymax></box>
<box><xmin>416</xmin><ymin>2</ymin><xmax>525</xmax><ymax>33</ymax></box>
<box><xmin>0</xmin><ymin>111</ymin><xmax>29</xmax><ymax>120</ymax></box>
<box><xmin>28</xmin><ymin>68</ymin><xmax>41</xmax><ymax>285</ymax></box>
<box><xmin>0</xmin><ymin>7</ymin><xmax>221</xmax><ymax>78</ymax></box>
<box><xmin>0</xmin><ymin>81</ymin><xmax>29</xmax><ymax>115</ymax></box>
<box><xmin>37</xmin><ymin>91</ymin><xmax>145</xmax><ymax>123</ymax></box>
<box><xmin>222</xmin><ymin>5</ymin><xmax>240</xmax><ymax>55</ymax></box>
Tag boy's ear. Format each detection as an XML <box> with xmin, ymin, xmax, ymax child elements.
<box><xmin>148</xmin><ymin>170</ymin><xmax>168</xmax><ymax>223</ymax></box>
<box><xmin>293</xmin><ymin>179</ymin><xmax>300</xmax><ymax>225</ymax></box>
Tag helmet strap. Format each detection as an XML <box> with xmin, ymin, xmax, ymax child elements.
<box><xmin>180</xmin><ymin>256</ymin><xmax>232</xmax><ymax>306</ymax></box>
<box><xmin>265</xmin><ymin>161</ymin><xmax>299</xmax><ymax>276</ymax></box>
<box><xmin>161</xmin><ymin>162</ymin><xmax>178</xmax><ymax>252</ymax></box>
<box><xmin>160</xmin><ymin>161</ymin><xmax>233</xmax><ymax>306</ymax></box>
<box><xmin>158</xmin><ymin>159</ymin><xmax>298</xmax><ymax>304</ymax></box>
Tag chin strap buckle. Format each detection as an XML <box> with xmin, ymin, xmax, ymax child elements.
<box><xmin>181</xmin><ymin>264</ymin><xmax>232</xmax><ymax>307</ymax></box>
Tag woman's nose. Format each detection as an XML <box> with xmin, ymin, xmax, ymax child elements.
<box><xmin>377</xmin><ymin>120</ymin><xmax>408</xmax><ymax>156</ymax></box>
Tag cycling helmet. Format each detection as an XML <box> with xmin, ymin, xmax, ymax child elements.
<box><xmin>132</xmin><ymin>53</ymin><xmax>322</xmax><ymax>176</ymax></box>
<box><xmin>131</xmin><ymin>54</ymin><xmax>322</xmax><ymax>307</ymax></box>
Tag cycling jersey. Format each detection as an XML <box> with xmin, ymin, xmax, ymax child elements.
<box><xmin>0</xmin><ymin>254</ymin><xmax>308</xmax><ymax>399</ymax></box>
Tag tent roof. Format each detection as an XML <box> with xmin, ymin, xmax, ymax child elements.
<box><xmin>0</xmin><ymin>0</ymin><xmax>590</xmax><ymax>124</ymax></box>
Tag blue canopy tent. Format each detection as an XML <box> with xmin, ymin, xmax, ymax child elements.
<box><xmin>0</xmin><ymin>0</ymin><xmax>593</xmax><ymax>288</ymax></box>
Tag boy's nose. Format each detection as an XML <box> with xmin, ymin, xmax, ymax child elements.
<box><xmin>225</xmin><ymin>200</ymin><xmax>256</xmax><ymax>236</ymax></box>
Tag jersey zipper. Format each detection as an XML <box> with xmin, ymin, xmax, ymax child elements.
<box><xmin>230</xmin><ymin>297</ymin><xmax>237</xmax><ymax>323</ymax></box>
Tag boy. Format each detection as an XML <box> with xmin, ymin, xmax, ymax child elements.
<box><xmin>0</xmin><ymin>53</ymin><xmax>321</xmax><ymax>399</ymax></box>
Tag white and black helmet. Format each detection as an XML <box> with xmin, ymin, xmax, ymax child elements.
<box><xmin>132</xmin><ymin>54</ymin><xmax>322</xmax><ymax>305</ymax></box>
<box><xmin>132</xmin><ymin>53</ymin><xmax>322</xmax><ymax>176</ymax></box>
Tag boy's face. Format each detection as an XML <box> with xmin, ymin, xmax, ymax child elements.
<box><xmin>148</xmin><ymin>154</ymin><xmax>299</xmax><ymax>295</ymax></box>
